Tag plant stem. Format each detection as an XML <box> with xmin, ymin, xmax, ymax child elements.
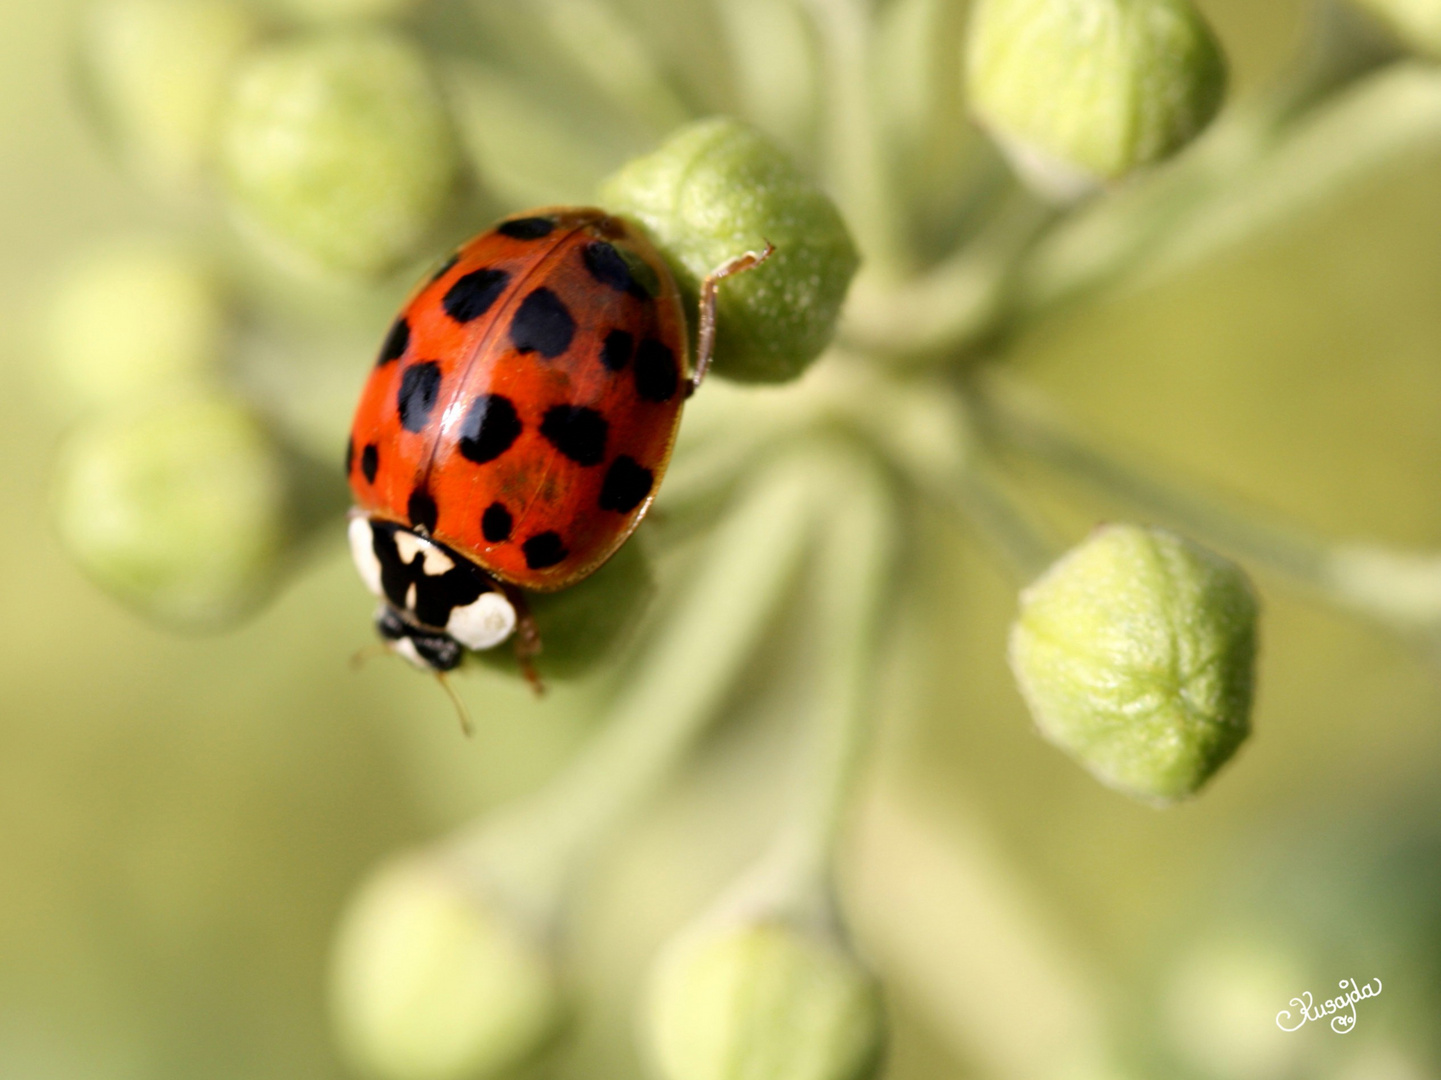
<box><xmin>764</xmin><ymin>456</ymin><xmax>897</xmax><ymax>924</ymax></box>
<box><xmin>841</xmin><ymin>191</ymin><xmax>1054</xmax><ymax>363</ymax></box>
<box><xmin>667</xmin><ymin>449</ymin><xmax>897</xmax><ymax>936</ymax></box>
<box><xmin>440</xmin><ymin>443</ymin><xmax>835</xmax><ymax>932</ymax></box>
<box><xmin>801</xmin><ymin>0</ymin><xmax>905</xmax><ymax>275</ymax></box>
<box><xmin>974</xmin><ymin>373</ymin><xmax>1441</xmax><ymax>635</ymax></box>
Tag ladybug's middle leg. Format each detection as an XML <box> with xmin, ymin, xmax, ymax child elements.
<box><xmin>686</xmin><ymin>241</ymin><xmax>776</xmax><ymax>397</ymax></box>
<box><xmin>499</xmin><ymin>582</ymin><xmax>545</xmax><ymax>695</ymax></box>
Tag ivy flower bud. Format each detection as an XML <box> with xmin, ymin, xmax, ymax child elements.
<box><xmin>1350</xmin><ymin>0</ymin><xmax>1441</xmax><ymax>57</ymax></box>
<box><xmin>43</xmin><ymin>239</ymin><xmax>226</xmax><ymax>413</ymax></box>
<box><xmin>965</xmin><ymin>0</ymin><xmax>1227</xmax><ymax>200</ymax></box>
<box><xmin>600</xmin><ymin>118</ymin><xmax>859</xmax><ymax>384</ymax></box>
<box><xmin>78</xmin><ymin>0</ymin><xmax>261</xmax><ymax>196</ymax></box>
<box><xmin>645</xmin><ymin>920</ymin><xmax>885</xmax><ymax>1080</ymax></box>
<box><xmin>1008</xmin><ymin>524</ymin><xmax>1258</xmax><ymax>803</ymax></box>
<box><xmin>330</xmin><ymin>858</ymin><xmax>565</xmax><ymax>1080</ymax></box>
<box><xmin>219</xmin><ymin>31</ymin><xmax>459</xmax><ymax>279</ymax></box>
<box><xmin>51</xmin><ymin>391</ymin><xmax>291</xmax><ymax>628</ymax></box>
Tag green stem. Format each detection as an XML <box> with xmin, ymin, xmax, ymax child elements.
<box><xmin>800</xmin><ymin>0</ymin><xmax>905</xmax><ymax>274</ymax></box>
<box><xmin>716</xmin><ymin>452</ymin><xmax>897</xmax><ymax>929</ymax></box>
<box><xmin>441</xmin><ymin>443</ymin><xmax>834</xmax><ymax>931</ymax></box>
<box><xmin>841</xmin><ymin>192</ymin><xmax>1055</xmax><ymax>363</ymax></box>
<box><xmin>949</xmin><ymin>459</ymin><xmax>1061</xmax><ymax>583</ymax></box>
<box><xmin>1010</xmin><ymin>4</ymin><xmax>1406</xmax><ymax>325</ymax></box>
<box><xmin>974</xmin><ymin>373</ymin><xmax>1441</xmax><ymax>635</ymax></box>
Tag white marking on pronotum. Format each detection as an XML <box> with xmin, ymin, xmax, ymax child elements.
<box><xmin>348</xmin><ymin>516</ymin><xmax>383</xmax><ymax>597</ymax></box>
<box><xmin>405</xmin><ymin>583</ymin><xmax>418</xmax><ymax>611</ymax></box>
<box><xmin>447</xmin><ymin>592</ymin><xmax>517</xmax><ymax>650</ymax></box>
<box><xmin>393</xmin><ymin>529</ymin><xmax>455</xmax><ymax>575</ymax></box>
<box><xmin>391</xmin><ymin>637</ymin><xmax>430</xmax><ymax>671</ymax></box>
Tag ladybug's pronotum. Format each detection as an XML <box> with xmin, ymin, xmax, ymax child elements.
<box><xmin>345</xmin><ymin>207</ymin><xmax>770</xmax><ymax>692</ymax></box>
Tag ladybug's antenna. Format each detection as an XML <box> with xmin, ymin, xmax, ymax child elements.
<box><xmin>349</xmin><ymin>642</ymin><xmax>391</xmax><ymax>669</ymax></box>
<box><xmin>687</xmin><ymin>241</ymin><xmax>776</xmax><ymax>397</ymax></box>
<box><xmin>435</xmin><ymin>672</ymin><xmax>475</xmax><ymax>738</ymax></box>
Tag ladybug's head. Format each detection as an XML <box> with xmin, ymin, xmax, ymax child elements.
<box><xmin>347</xmin><ymin>512</ymin><xmax>516</xmax><ymax>672</ymax></box>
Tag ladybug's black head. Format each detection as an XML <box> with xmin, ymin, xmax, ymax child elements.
<box><xmin>347</xmin><ymin>512</ymin><xmax>516</xmax><ymax>671</ymax></box>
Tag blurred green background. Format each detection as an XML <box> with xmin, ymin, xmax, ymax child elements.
<box><xmin>5</xmin><ymin>1</ymin><xmax>1441</xmax><ymax>1077</ymax></box>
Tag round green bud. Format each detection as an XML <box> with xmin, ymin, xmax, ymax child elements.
<box><xmin>599</xmin><ymin>119</ymin><xmax>859</xmax><ymax>384</ymax></box>
<box><xmin>78</xmin><ymin>0</ymin><xmax>261</xmax><ymax>195</ymax></box>
<box><xmin>1008</xmin><ymin>524</ymin><xmax>1257</xmax><ymax>803</ymax></box>
<box><xmin>43</xmin><ymin>239</ymin><xmax>226</xmax><ymax>413</ymax></box>
<box><xmin>330</xmin><ymin>858</ymin><xmax>565</xmax><ymax>1080</ymax></box>
<box><xmin>472</xmin><ymin>534</ymin><xmax>654</xmax><ymax>682</ymax></box>
<box><xmin>51</xmin><ymin>391</ymin><xmax>291</xmax><ymax>628</ymax></box>
<box><xmin>1350</xmin><ymin>0</ymin><xmax>1441</xmax><ymax>56</ymax></box>
<box><xmin>965</xmin><ymin>0</ymin><xmax>1227</xmax><ymax>200</ymax></box>
<box><xmin>219</xmin><ymin>31</ymin><xmax>459</xmax><ymax>279</ymax></box>
<box><xmin>645</xmin><ymin>921</ymin><xmax>885</xmax><ymax>1080</ymax></box>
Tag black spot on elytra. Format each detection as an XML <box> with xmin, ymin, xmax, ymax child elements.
<box><xmin>498</xmin><ymin>216</ymin><xmax>556</xmax><ymax>240</ymax></box>
<box><xmin>540</xmin><ymin>405</ymin><xmax>608</xmax><ymax>466</ymax></box>
<box><xmin>481</xmin><ymin>501</ymin><xmax>512</xmax><ymax>542</ymax></box>
<box><xmin>583</xmin><ymin>241</ymin><xmax>632</xmax><ymax>291</ymax></box>
<box><xmin>444</xmin><ymin>268</ymin><xmax>510</xmax><ymax>324</ymax></box>
<box><xmin>581</xmin><ymin>241</ymin><xmax>654</xmax><ymax>300</ymax></box>
<box><xmin>398</xmin><ymin>361</ymin><xmax>443</xmax><ymax>432</ymax></box>
<box><xmin>408</xmin><ymin>488</ymin><xmax>438</xmax><ymax>534</ymax></box>
<box><xmin>523</xmin><ymin>531</ymin><xmax>568</xmax><ymax>569</ymax></box>
<box><xmin>429</xmin><ymin>252</ymin><xmax>459</xmax><ymax>283</ymax></box>
<box><xmin>458</xmin><ymin>393</ymin><xmax>522</xmax><ymax>464</ymax></box>
<box><xmin>345</xmin><ymin>436</ymin><xmax>354</xmax><ymax>477</ymax></box>
<box><xmin>634</xmin><ymin>339</ymin><xmax>679</xmax><ymax>402</ymax></box>
<box><xmin>361</xmin><ymin>443</ymin><xmax>379</xmax><ymax>484</ymax></box>
<box><xmin>599</xmin><ymin>456</ymin><xmax>654</xmax><ymax>513</ymax></box>
<box><xmin>510</xmin><ymin>288</ymin><xmax>576</xmax><ymax>358</ymax></box>
<box><xmin>376</xmin><ymin>317</ymin><xmax>410</xmax><ymax>366</ymax></box>
<box><xmin>601</xmin><ymin>329</ymin><xmax>633</xmax><ymax>372</ymax></box>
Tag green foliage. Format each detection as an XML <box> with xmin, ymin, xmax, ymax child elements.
<box><xmin>1009</xmin><ymin>524</ymin><xmax>1258</xmax><ymax>802</ymax></box>
<box><xmin>1352</xmin><ymin>0</ymin><xmax>1441</xmax><ymax>57</ymax></box>
<box><xmin>330</xmin><ymin>857</ymin><xmax>565</xmax><ymax>1080</ymax></box>
<box><xmin>219</xmin><ymin>30</ymin><xmax>459</xmax><ymax>278</ymax></box>
<box><xmin>646</xmin><ymin>921</ymin><xmax>884</xmax><ymax>1080</ymax></box>
<box><xmin>42</xmin><ymin>238</ymin><xmax>226</xmax><ymax>412</ymax></box>
<box><xmin>601</xmin><ymin>118</ymin><xmax>859</xmax><ymax>383</ymax></box>
<box><xmin>51</xmin><ymin>390</ymin><xmax>292</xmax><ymax>628</ymax></box>
<box><xmin>966</xmin><ymin>0</ymin><xmax>1227</xmax><ymax>198</ymax></box>
<box><xmin>78</xmin><ymin>0</ymin><xmax>261</xmax><ymax>195</ymax></box>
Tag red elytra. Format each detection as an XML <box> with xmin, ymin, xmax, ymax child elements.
<box><xmin>345</xmin><ymin>206</ymin><xmax>769</xmax><ymax>682</ymax></box>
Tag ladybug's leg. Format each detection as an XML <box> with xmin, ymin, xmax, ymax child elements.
<box><xmin>498</xmin><ymin>582</ymin><xmax>545</xmax><ymax>695</ymax></box>
<box><xmin>686</xmin><ymin>241</ymin><xmax>776</xmax><ymax>397</ymax></box>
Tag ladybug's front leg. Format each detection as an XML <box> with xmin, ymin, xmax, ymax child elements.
<box><xmin>499</xmin><ymin>582</ymin><xmax>545</xmax><ymax>695</ymax></box>
<box><xmin>686</xmin><ymin>242</ymin><xmax>776</xmax><ymax>397</ymax></box>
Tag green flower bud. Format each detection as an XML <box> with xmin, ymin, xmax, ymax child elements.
<box><xmin>78</xmin><ymin>0</ymin><xmax>261</xmax><ymax>195</ymax></box>
<box><xmin>965</xmin><ymin>0</ymin><xmax>1227</xmax><ymax>200</ymax></box>
<box><xmin>472</xmin><ymin>534</ymin><xmax>654</xmax><ymax>681</ymax></box>
<box><xmin>43</xmin><ymin>239</ymin><xmax>226</xmax><ymax>413</ymax></box>
<box><xmin>219</xmin><ymin>31</ymin><xmax>459</xmax><ymax>279</ymax></box>
<box><xmin>1350</xmin><ymin>0</ymin><xmax>1441</xmax><ymax>56</ymax></box>
<box><xmin>51</xmin><ymin>391</ymin><xmax>291</xmax><ymax>628</ymax></box>
<box><xmin>330</xmin><ymin>857</ymin><xmax>565</xmax><ymax>1080</ymax></box>
<box><xmin>1008</xmin><ymin>524</ymin><xmax>1257</xmax><ymax>803</ymax></box>
<box><xmin>645</xmin><ymin>921</ymin><xmax>885</xmax><ymax>1080</ymax></box>
<box><xmin>600</xmin><ymin>118</ymin><xmax>859</xmax><ymax>384</ymax></box>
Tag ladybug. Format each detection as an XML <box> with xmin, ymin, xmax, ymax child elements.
<box><xmin>345</xmin><ymin>206</ymin><xmax>771</xmax><ymax>689</ymax></box>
